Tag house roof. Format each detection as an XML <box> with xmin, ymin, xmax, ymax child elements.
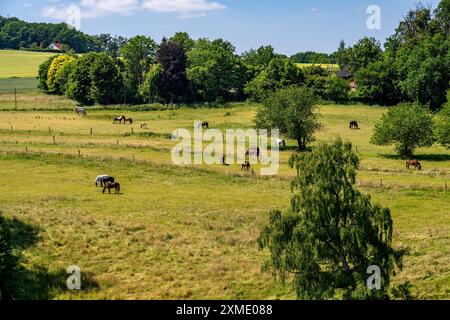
<box><xmin>337</xmin><ymin>69</ymin><xmax>353</xmax><ymax>78</ymax></box>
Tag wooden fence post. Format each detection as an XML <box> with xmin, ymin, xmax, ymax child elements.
<box><xmin>90</xmin><ymin>128</ymin><xmax>93</xmax><ymax>135</ymax></box>
<box><xmin>78</xmin><ymin>149</ymin><xmax>81</xmax><ymax>157</ymax></box>
<box><xmin>53</xmin><ymin>136</ymin><xmax>56</xmax><ymax>144</ymax></box>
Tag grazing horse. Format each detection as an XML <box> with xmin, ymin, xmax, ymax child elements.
<box><xmin>200</xmin><ymin>121</ymin><xmax>209</xmax><ymax>129</ymax></box>
<box><xmin>95</xmin><ymin>175</ymin><xmax>114</xmax><ymax>187</ymax></box>
<box><xmin>123</xmin><ymin>117</ymin><xmax>133</xmax><ymax>124</ymax></box>
<box><xmin>103</xmin><ymin>182</ymin><xmax>120</xmax><ymax>194</ymax></box>
<box><xmin>241</xmin><ymin>161</ymin><xmax>251</xmax><ymax>172</ymax></box>
<box><xmin>75</xmin><ymin>107</ymin><xmax>86</xmax><ymax>116</ymax></box>
<box><xmin>349</xmin><ymin>120</ymin><xmax>359</xmax><ymax>130</ymax></box>
<box><xmin>113</xmin><ymin>116</ymin><xmax>124</xmax><ymax>124</ymax></box>
<box><xmin>406</xmin><ymin>160</ymin><xmax>422</xmax><ymax>170</ymax></box>
<box><xmin>140</xmin><ymin>123</ymin><xmax>148</xmax><ymax>129</ymax></box>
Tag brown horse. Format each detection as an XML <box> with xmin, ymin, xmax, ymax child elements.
<box><xmin>123</xmin><ymin>117</ymin><xmax>133</xmax><ymax>124</ymax></box>
<box><xmin>103</xmin><ymin>182</ymin><xmax>121</xmax><ymax>194</ymax></box>
<box><xmin>241</xmin><ymin>161</ymin><xmax>250</xmax><ymax>172</ymax></box>
<box><xmin>406</xmin><ymin>160</ymin><xmax>422</xmax><ymax>170</ymax></box>
<box><xmin>349</xmin><ymin>120</ymin><xmax>359</xmax><ymax>130</ymax></box>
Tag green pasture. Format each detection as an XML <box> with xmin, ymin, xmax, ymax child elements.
<box><xmin>0</xmin><ymin>50</ymin><xmax>55</xmax><ymax>78</ymax></box>
<box><xmin>0</xmin><ymin>92</ymin><xmax>448</xmax><ymax>299</ymax></box>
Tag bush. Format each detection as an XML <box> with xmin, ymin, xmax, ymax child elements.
<box><xmin>371</xmin><ymin>102</ymin><xmax>435</xmax><ymax>158</ymax></box>
<box><xmin>46</xmin><ymin>55</ymin><xmax>75</xmax><ymax>94</ymax></box>
<box><xmin>37</xmin><ymin>55</ymin><xmax>57</xmax><ymax>92</ymax></box>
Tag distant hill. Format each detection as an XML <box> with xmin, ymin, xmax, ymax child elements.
<box><xmin>0</xmin><ymin>16</ymin><xmax>98</xmax><ymax>53</ymax></box>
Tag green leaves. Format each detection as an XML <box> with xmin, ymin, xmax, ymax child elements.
<box><xmin>371</xmin><ymin>103</ymin><xmax>435</xmax><ymax>158</ymax></box>
<box><xmin>255</xmin><ymin>86</ymin><xmax>319</xmax><ymax>151</ymax></box>
<box><xmin>259</xmin><ymin>138</ymin><xmax>404</xmax><ymax>300</ymax></box>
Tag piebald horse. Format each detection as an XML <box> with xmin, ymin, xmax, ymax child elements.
<box><xmin>95</xmin><ymin>175</ymin><xmax>115</xmax><ymax>187</ymax></box>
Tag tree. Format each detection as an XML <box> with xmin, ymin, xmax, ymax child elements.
<box><xmin>434</xmin><ymin>0</ymin><xmax>450</xmax><ymax>35</ymax></box>
<box><xmin>242</xmin><ymin>45</ymin><xmax>277</xmax><ymax>71</ymax></box>
<box><xmin>290</xmin><ymin>51</ymin><xmax>332</xmax><ymax>64</ymax></box>
<box><xmin>348</xmin><ymin>37</ymin><xmax>383</xmax><ymax>72</ymax></box>
<box><xmin>67</xmin><ymin>53</ymin><xmax>98</xmax><ymax>105</ymax></box>
<box><xmin>245</xmin><ymin>57</ymin><xmax>304</xmax><ymax>101</ymax></box>
<box><xmin>46</xmin><ymin>55</ymin><xmax>75</xmax><ymax>94</ymax></box>
<box><xmin>140</xmin><ymin>64</ymin><xmax>163</xmax><ymax>103</ymax></box>
<box><xmin>0</xmin><ymin>212</ymin><xmax>19</xmax><ymax>300</ymax></box>
<box><xmin>37</xmin><ymin>55</ymin><xmax>57</xmax><ymax>92</ymax></box>
<box><xmin>170</xmin><ymin>32</ymin><xmax>195</xmax><ymax>53</ymax></box>
<box><xmin>156</xmin><ymin>40</ymin><xmax>188</xmax><ymax>103</ymax></box>
<box><xmin>255</xmin><ymin>86</ymin><xmax>320</xmax><ymax>151</ymax></box>
<box><xmin>89</xmin><ymin>53</ymin><xmax>123</xmax><ymax>105</ymax></box>
<box><xmin>435</xmin><ymin>100</ymin><xmax>450</xmax><ymax>147</ymax></box>
<box><xmin>120</xmin><ymin>35</ymin><xmax>158</xmax><ymax>100</ymax></box>
<box><xmin>371</xmin><ymin>103</ymin><xmax>435</xmax><ymax>158</ymax></box>
<box><xmin>324</xmin><ymin>76</ymin><xmax>349</xmax><ymax>101</ymax></box>
<box><xmin>187</xmin><ymin>38</ymin><xmax>243</xmax><ymax>102</ymax></box>
<box><xmin>258</xmin><ymin>138</ymin><xmax>405</xmax><ymax>300</ymax></box>
<box><xmin>53</xmin><ymin>59</ymin><xmax>76</xmax><ymax>96</ymax></box>
<box><xmin>335</xmin><ymin>39</ymin><xmax>351</xmax><ymax>69</ymax></box>
<box><xmin>355</xmin><ymin>58</ymin><xmax>400</xmax><ymax>105</ymax></box>
<box><xmin>395</xmin><ymin>34</ymin><xmax>450</xmax><ymax>110</ymax></box>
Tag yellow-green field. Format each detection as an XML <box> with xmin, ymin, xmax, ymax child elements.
<box><xmin>0</xmin><ymin>92</ymin><xmax>449</xmax><ymax>299</ymax></box>
<box><xmin>0</xmin><ymin>50</ymin><xmax>56</xmax><ymax>78</ymax></box>
<box><xmin>296</xmin><ymin>63</ymin><xmax>340</xmax><ymax>72</ymax></box>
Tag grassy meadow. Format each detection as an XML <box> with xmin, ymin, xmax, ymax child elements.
<box><xmin>0</xmin><ymin>50</ymin><xmax>55</xmax><ymax>78</ymax></box>
<box><xmin>0</xmin><ymin>91</ymin><xmax>449</xmax><ymax>299</ymax></box>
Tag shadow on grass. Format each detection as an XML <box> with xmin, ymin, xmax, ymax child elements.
<box><xmin>4</xmin><ymin>216</ymin><xmax>100</xmax><ymax>300</ymax></box>
<box><xmin>380</xmin><ymin>154</ymin><xmax>450</xmax><ymax>162</ymax></box>
<box><xmin>6</xmin><ymin>217</ymin><xmax>41</xmax><ymax>250</ymax></box>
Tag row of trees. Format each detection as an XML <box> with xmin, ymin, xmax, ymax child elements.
<box><xmin>39</xmin><ymin>33</ymin><xmax>353</xmax><ymax>106</ymax></box>
<box><xmin>337</xmin><ymin>1</ymin><xmax>450</xmax><ymax>110</ymax></box>
<box><xmin>0</xmin><ymin>16</ymin><xmax>128</xmax><ymax>55</ymax></box>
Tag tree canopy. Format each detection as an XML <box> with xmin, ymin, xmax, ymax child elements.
<box><xmin>371</xmin><ymin>103</ymin><xmax>435</xmax><ymax>158</ymax></box>
<box><xmin>259</xmin><ymin>138</ymin><xmax>405</xmax><ymax>299</ymax></box>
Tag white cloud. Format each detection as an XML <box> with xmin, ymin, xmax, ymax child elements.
<box><xmin>141</xmin><ymin>0</ymin><xmax>225</xmax><ymax>14</ymax></box>
<box><xmin>41</xmin><ymin>0</ymin><xmax>225</xmax><ymax>21</ymax></box>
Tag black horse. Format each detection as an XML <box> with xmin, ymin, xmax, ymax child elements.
<box><xmin>349</xmin><ymin>120</ymin><xmax>359</xmax><ymax>130</ymax></box>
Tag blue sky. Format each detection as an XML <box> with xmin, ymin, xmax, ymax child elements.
<box><xmin>0</xmin><ymin>0</ymin><xmax>440</xmax><ymax>55</ymax></box>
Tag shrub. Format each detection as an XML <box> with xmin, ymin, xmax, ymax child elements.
<box><xmin>371</xmin><ymin>102</ymin><xmax>435</xmax><ymax>158</ymax></box>
<box><xmin>46</xmin><ymin>55</ymin><xmax>75</xmax><ymax>94</ymax></box>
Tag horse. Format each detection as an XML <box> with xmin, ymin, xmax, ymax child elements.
<box><xmin>103</xmin><ymin>182</ymin><xmax>120</xmax><ymax>194</ymax></box>
<box><xmin>406</xmin><ymin>160</ymin><xmax>422</xmax><ymax>170</ymax></box>
<box><xmin>95</xmin><ymin>175</ymin><xmax>114</xmax><ymax>187</ymax></box>
<box><xmin>140</xmin><ymin>123</ymin><xmax>148</xmax><ymax>129</ymax></box>
<box><xmin>350</xmin><ymin>120</ymin><xmax>359</xmax><ymax>130</ymax></box>
<box><xmin>123</xmin><ymin>117</ymin><xmax>133</xmax><ymax>124</ymax></box>
<box><xmin>201</xmin><ymin>121</ymin><xmax>209</xmax><ymax>129</ymax></box>
<box><xmin>75</xmin><ymin>107</ymin><xmax>86</xmax><ymax>116</ymax></box>
<box><xmin>241</xmin><ymin>161</ymin><xmax>251</xmax><ymax>172</ymax></box>
<box><xmin>113</xmin><ymin>116</ymin><xmax>124</xmax><ymax>124</ymax></box>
